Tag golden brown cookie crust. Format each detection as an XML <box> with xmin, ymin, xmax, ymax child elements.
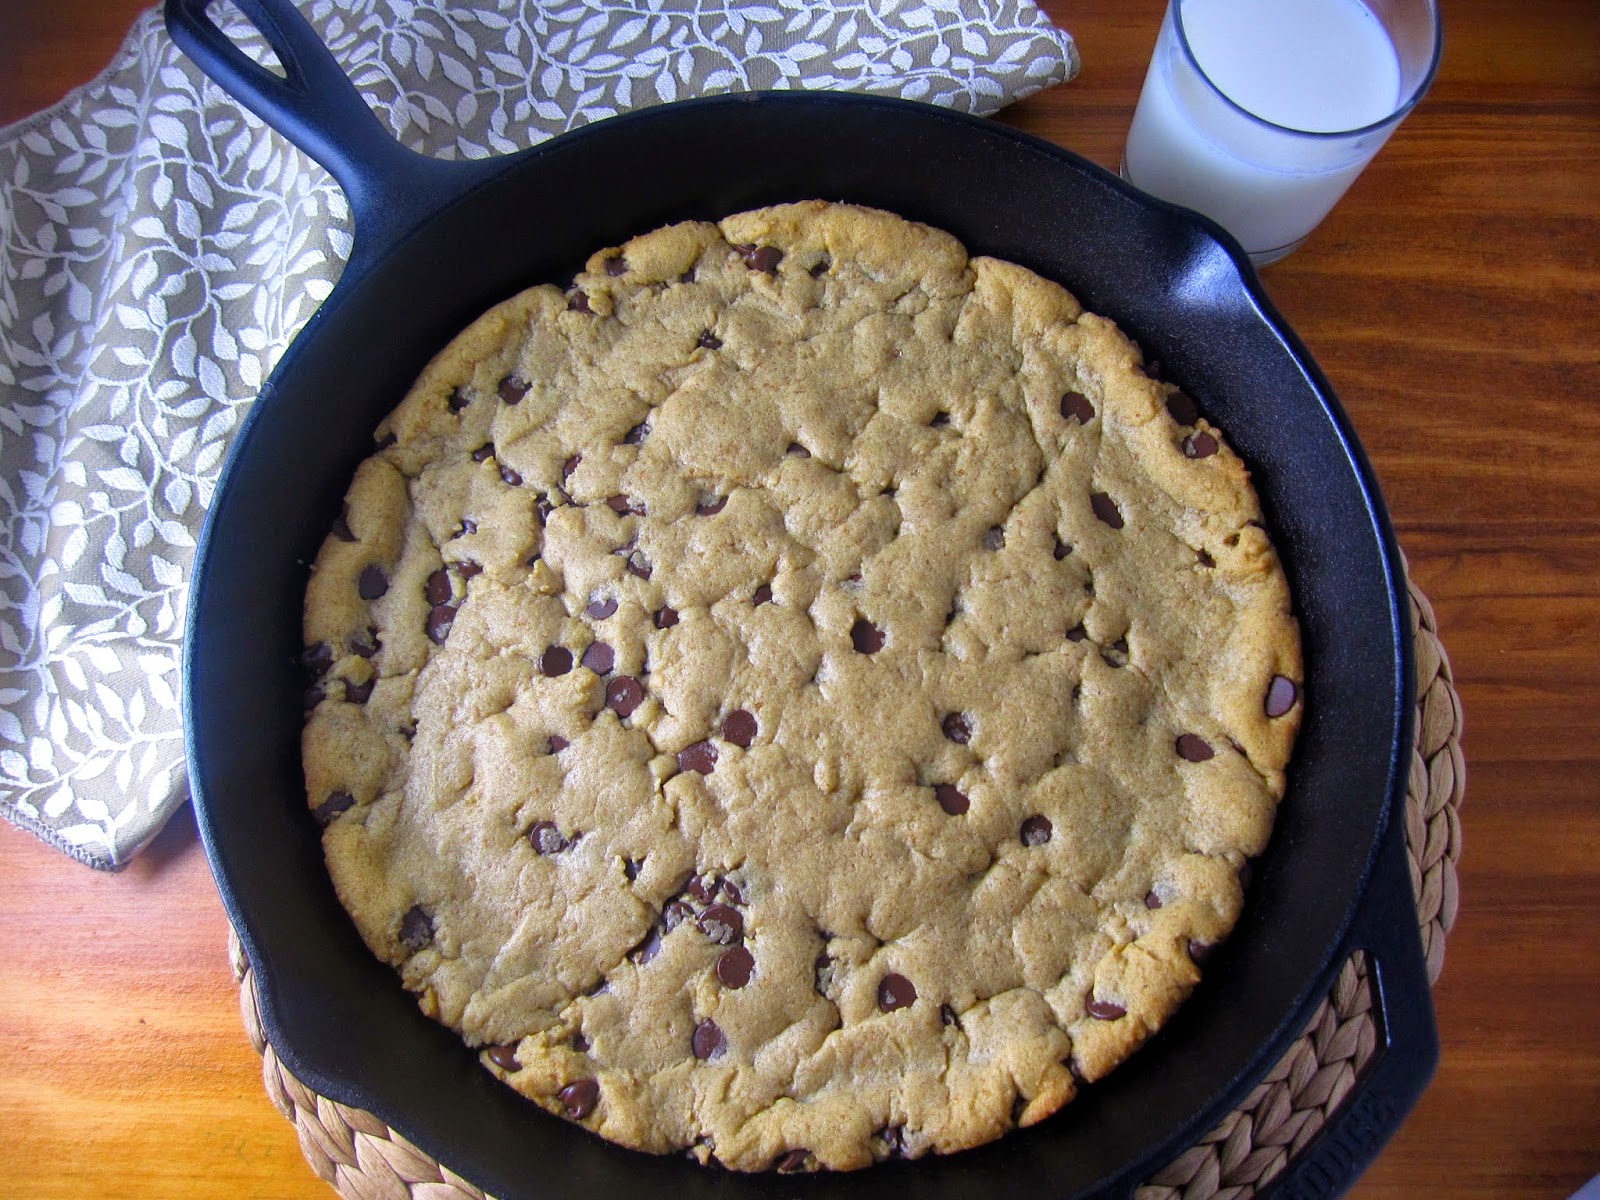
<box><xmin>301</xmin><ymin>202</ymin><xmax>1303</xmax><ymax>1172</ymax></box>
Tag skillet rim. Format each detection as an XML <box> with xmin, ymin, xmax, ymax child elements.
<box><xmin>182</xmin><ymin>89</ymin><xmax>1415</xmax><ymax>1199</ymax></box>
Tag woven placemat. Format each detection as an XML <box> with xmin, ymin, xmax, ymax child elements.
<box><xmin>228</xmin><ymin>577</ymin><xmax>1463</xmax><ymax>1200</ymax></box>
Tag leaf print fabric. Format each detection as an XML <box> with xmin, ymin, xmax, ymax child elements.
<box><xmin>0</xmin><ymin>0</ymin><xmax>1078</xmax><ymax>869</ymax></box>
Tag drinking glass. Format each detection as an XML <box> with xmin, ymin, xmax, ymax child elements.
<box><xmin>1122</xmin><ymin>0</ymin><xmax>1442</xmax><ymax>265</ymax></box>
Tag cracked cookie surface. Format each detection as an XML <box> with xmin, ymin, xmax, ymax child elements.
<box><xmin>301</xmin><ymin>202</ymin><xmax>1303</xmax><ymax>1172</ymax></box>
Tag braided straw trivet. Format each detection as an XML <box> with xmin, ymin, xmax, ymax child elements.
<box><xmin>228</xmin><ymin>578</ymin><xmax>1463</xmax><ymax>1200</ymax></box>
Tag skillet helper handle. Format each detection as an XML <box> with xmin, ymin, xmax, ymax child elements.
<box><xmin>1266</xmin><ymin>817</ymin><xmax>1440</xmax><ymax>1199</ymax></box>
<box><xmin>163</xmin><ymin>0</ymin><xmax>498</xmax><ymax>268</ymax></box>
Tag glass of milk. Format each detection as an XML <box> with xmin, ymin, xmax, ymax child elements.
<box><xmin>1122</xmin><ymin>0</ymin><xmax>1442</xmax><ymax>265</ymax></box>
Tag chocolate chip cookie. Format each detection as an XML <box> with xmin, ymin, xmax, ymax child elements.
<box><xmin>301</xmin><ymin>202</ymin><xmax>1303</xmax><ymax>1172</ymax></box>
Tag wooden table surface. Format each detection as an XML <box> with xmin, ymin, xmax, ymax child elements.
<box><xmin>3</xmin><ymin>2</ymin><xmax>1597</xmax><ymax>1197</ymax></box>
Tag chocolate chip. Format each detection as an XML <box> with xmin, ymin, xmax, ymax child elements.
<box><xmin>498</xmin><ymin>374</ymin><xmax>528</xmax><ymax>404</ymax></box>
<box><xmin>877</xmin><ymin>973</ymin><xmax>917</xmax><ymax>1012</ymax></box>
<box><xmin>712</xmin><ymin>948</ymin><xmax>756</xmax><ymax>993</ymax></box>
<box><xmin>357</xmin><ymin>565</ymin><xmax>388</xmax><ymax>600</ymax></box>
<box><xmin>454</xmin><ymin>517</ymin><xmax>477</xmax><ymax>539</ymax></box>
<box><xmin>692</xmin><ymin>1019</ymin><xmax>726</xmax><ymax>1060</ymax></box>
<box><xmin>558</xmin><ymin>1079</ymin><xmax>599</xmax><ymax>1118</ymax></box>
<box><xmin>531</xmin><ymin>820</ymin><xmax>570</xmax><ymax>855</ymax></box>
<box><xmin>623</xmin><ymin>858</ymin><xmax>641</xmax><ymax>881</ymax></box>
<box><xmin>1166</xmin><ymin>390</ymin><xmax>1199</xmax><ymax>425</ymax></box>
<box><xmin>581</xmin><ymin>641</ymin><xmax>615</xmax><ymax>675</ymax></box>
<box><xmin>548</xmin><ymin>735</ymin><xmax>569</xmax><ymax>753</ymax></box>
<box><xmin>850</xmin><ymin>619</ymin><xmax>884</xmax><ymax>654</ymax></box>
<box><xmin>719</xmin><ymin>878</ymin><xmax>744</xmax><ymax>905</ymax></box>
<box><xmin>562</xmin><ymin>454</ymin><xmax>582</xmax><ymax>480</ymax></box>
<box><xmin>697</xmin><ymin>329</ymin><xmax>722</xmax><ymax>350</ymax></box>
<box><xmin>809</xmin><ymin>255</ymin><xmax>831</xmax><ymax>277</ymax></box>
<box><xmin>814</xmin><ymin>952</ymin><xmax>834</xmax><ymax>996</ymax></box>
<box><xmin>623</xmin><ymin>422</ymin><xmax>649</xmax><ymax>446</ymax></box>
<box><xmin>541</xmin><ymin>646</ymin><xmax>573</xmax><ymax>677</ymax></box>
<box><xmin>1087</xmin><ymin>998</ymin><xmax>1126</xmax><ymax>1020</ymax></box>
<box><xmin>313</xmin><ymin>790</ymin><xmax>354</xmax><ymax>827</ymax></box>
<box><xmin>941</xmin><ymin>712</ymin><xmax>972</xmax><ymax>744</ymax></box>
<box><xmin>1145</xmin><ymin>891</ymin><xmax>1163</xmax><ymax>909</ymax></box>
<box><xmin>984</xmin><ymin>526</ymin><xmax>1005</xmax><ymax>551</ymax></box>
<box><xmin>344</xmin><ymin>676</ymin><xmax>374</xmax><ymax>704</ymax></box>
<box><xmin>940</xmin><ymin>1003</ymin><xmax>960</xmax><ymax>1027</ymax></box>
<box><xmin>1183</xmin><ymin>431</ymin><xmax>1219</xmax><ymax>459</ymax></box>
<box><xmin>425</xmin><ymin>568</ymin><xmax>452</xmax><ymax>606</ymax></box>
<box><xmin>567</xmin><ymin>290</ymin><xmax>592</xmax><ymax>314</ymax></box>
<box><xmin>458</xmin><ymin>560</ymin><xmax>482</xmax><ymax>579</ymax></box>
<box><xmin>1066</xmin><ymin>624</ymin><xmax>1087</xmax><ymax>642</ymax></box>
<box><xmin>1188</xmin><ymin>939</ymin><xmax>1217</xmax><ymax>967</ymax></box>
<box><xmin>605</xmin><ymin>254</ymin><xmax>627</xmax><ymax>276</ymax></box>
<box><xmin>302</xmin><ymin>641</ymin><xmax>334</xmax><ymax>677</ymax></box>
<box><xmin>1060</xmin><ymin>390</ymin><xmax>1095</xmax><ymax>423</ymax></box>
<box><xmin>606</xmin><ymin>675</ymin><xmax>644</xmax><ymax>717</ymax></box>
<box><xmin>774</xmin><ymin>1149</ymin><xmax>811</xmax><ymax>1173</ymax></box>
<box><xmin>785</xmin><ymin>442</ymin><xmax>810</xmax><ymax>458</ymax></box>
<box><xmin>736</xmin><ymin>244</ymin><xmax>782</xmax><ymax>274</ymax></box>
<box><xmin>447</xmin><ymin>387</ymin><xmax>469</xmax><ymax>412</ymax></box>
<box><xmin>663</xmin><ymin>899</ymin><xmax>695</xmax><ymax>930</ymax></box>
<box><xmin>1176</xmin><ymin>733</ymin><xmax>1215</xmax><ymax>762</ymax></box>
<box><xmin>331</xmin><ymin>506</ymin><xmax>357</xmax><ymax>542</ymax></box>
<box><xmin>607</xmin><ymin>494</ymin><xmax>644</xmax><ymax>515</ymax></box>
<box><xmin>1020</xmin><ymin>815</ymin><xmax>1053</xmax><ymax>846</ymax></box>
<box><xmin>935</xmin><ymin>783</ymin><xmax>969</xmax><ymax>815</ymax></box>
<box><xmin>695</xmin><ymin>495</ymin><xmax>726</xmax><ymax>516</ymax></box>
<box><xmin>374</xmin><ymin>432</ymin><xmax>397</xmax><ymax>451</ymax></box>
<box><xmin>678</xmin><ymin>740</ymin><xmax>718</xmax><ymax>775</ymax></box>
<box><xmin>722</xmin><ymin>709</ymin><xmax>757</xmax><ymax>748</ymax></box>
<box><xmin>654</xmin><ymin>606</ymin><xmax>679</xmax><ymax>629</ymax></box>
<box><xmin>571</xmin><ymin>1031</ymin><xmax>590</xmax><ymax>1052</ymax></box>
<box><xmin>699</xmin><ymin>903</ymin><xmax>742</xmax><ymax>944</ymax></box>
<box><xmin>1197</xmin><ymin>549</ymin><xmax>1216</xmax><ymax>568</ymax></box>
<box><xmin>687</xmin><ymin>875</ymin><xmax>719</xmax><ymax>904</ymax></box>
<box><xmin>472</xmin><ymin>443</ymin><xmax>494</xmax><ymax>462</ymax></box>
<box><xmin>626</xmin><ymin>551</ymin><xmax>652</xmax><ymax>580</ymax></box>
<box><xmin>487</xmin><ymin>1044</ymin><xmax>521</xmax><ymax>1071</ymax></box>
<box><xmin>752</xmin><ymin>583</ymin><xmax>773</xmax><ymax>606</ymax></box>
<box><xmin>930</xmin><ymin>411</ymin><xmax>951</xmax><ymax>428</ymax></box>
<box><xmin>425</xmin><ymin>604</ymin><xmax>456</xmax><ymax>645</ymax></box>
<box><xmin>500</xmin><ymin>464</ymin><xmax>522</xmax><ymax>486</ymax></box>
<box><xmin>1103</xmin><ymin>637</ymin><xmax>1129</xmax><ymax>666</ymax></box>
<box><xmin>774</xmin><ymin>1145</ymin><xmax>812</xmax><ymax>1177</ymax></box>
<box><xmin>584</xmin><ymin>596</ymin><xmax>618</xmax><ymax>621</ymax></box>
<box><xmin>1266</xmin><ymin>675</ymin><xmax>1298</xmax><ymax>717</ymax></box>
<box><xmin>399</xmin><ymin>905</ymin><xmax>433</xmax><ymax>952</ymax></box>
<box><xmin>1090</xmin><ymin>492</ymin><xmax>1124</xmax><ymax>529</ymax></box>
<box><xmin>1053</xmin><ymin>536</ymin><xmax>1071</xmax><ymax>561</ymax></box>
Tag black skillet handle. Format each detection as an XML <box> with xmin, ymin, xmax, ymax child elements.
<box><xmin>1265</xmin><ymin>813</ymin><xmax>1440</xmax><ymax>1199</ymax></box>
<box><xmin>163</xmin><ymin>0</ymin><xmax>502</xmax><ymax>271</ymax></box>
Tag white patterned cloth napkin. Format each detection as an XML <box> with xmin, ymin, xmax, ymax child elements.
<box><xmin>0</xmin><ymin>0</ymin><xmax>1078</xmax><ymax>869</ymax></box>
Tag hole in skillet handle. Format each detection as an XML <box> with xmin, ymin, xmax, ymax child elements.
<box><xmin>163</xmin><ymin>0</ymin><xmax>504</xmax><ymax>274</ymax></box>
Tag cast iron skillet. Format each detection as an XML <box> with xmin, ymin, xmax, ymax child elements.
<box><xmin>168</xmin><ymin>1</ymin><xmax>1436</xmax><ymax>1196</ymax></box>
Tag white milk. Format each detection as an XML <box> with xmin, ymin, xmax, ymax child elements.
<box><xmin>1124</xmin><ymin>0</ymin><xmax>1404</xmax><ymax>261</ymax></box>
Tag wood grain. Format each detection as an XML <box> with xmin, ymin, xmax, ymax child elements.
<box><xmin>3</xmin><ymin>1</ymin><xmax>1599</xmax><ymax>1198</ymax></box>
